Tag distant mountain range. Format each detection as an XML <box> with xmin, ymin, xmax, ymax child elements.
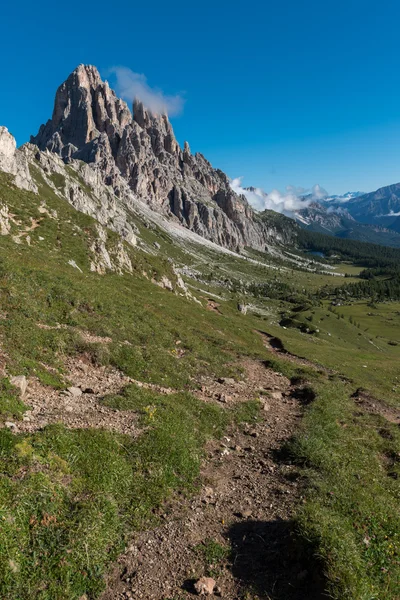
<box><xmin>293</xmin><ymin>184</ymin><xmax>400</xmax><ymax>248</ymax></box>
<box><xmin>343</xmin><ymin>183</ymin><xmax>400</xmax><ymax>229</ymax></box>
<box><xmin>324</xmin><ymin>191</ymin><xmax>365</xmax><ymax>204</ymax></box>
<box><xmin>2</xmin><ymin>63</ymin><xmax>400</xmax><ymax>253</ymax></box>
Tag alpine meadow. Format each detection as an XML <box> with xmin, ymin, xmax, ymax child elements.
<box><xmin>1</xmin><ymin>6</ymin><xmax>400</xmax><ymax>598</ymax></box>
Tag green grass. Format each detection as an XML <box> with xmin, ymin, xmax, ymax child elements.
<box><xmin>0</xmin><ymin>389</ymin><xmax>230</xmax><ymax>599</ymax></box>
<box><xmin>0</xmin><ymin>170</ymin><xmax>271</xmax><ymax>598</ymax></box>
<box><xmin>48</xmin><ymin>173</ymin><xmax>66</xmax><ymax>190</ymax></box>
<box><xmin>1</xmin><ymin>164</ymin><xmax>400</xmax><ymax>600</ymax></box>
<box><xmin>232</xmin><ymin>397</ymin><xmax>262</xmax><ymax>424</ymax></box>
<box><xmin>194</xmin><ymin>538</ymin><xmax>230</xmax><ymax>576</ymax></box>
<box><xmin>256</xmin><ymin>300</ymin><xmax>400</xmax><ymax>403</ymax></box>
<box><xmin>0</xmin><ymin>170</ymin><xmax>267</xmax><ymax>390</ymax></box>
<box><xmin>0</xmin><ymin>378</ymin><xmax>27</xmax><ymax>422</ymax></box>
<box><xmin>288</xmin><ymin>377</ymin><xmax>400</xmax><ymax>600</ymax></box>
<box><xmin>335</xmin><ymin>262</ymin><xmax>363</xmax><ymax>276</ymax></box>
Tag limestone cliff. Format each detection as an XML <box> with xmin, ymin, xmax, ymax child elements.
<box><xmin>31</xmin><ymin>65</ymin><xmax>271</xmax><ymax>251</ymax></box>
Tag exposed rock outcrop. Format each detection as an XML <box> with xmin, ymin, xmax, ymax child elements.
<box><xmin>0</xmin><ymin>127</ymin><xmax>37</xmax><ymax>192</ymax></box>
<box><xmin>31</xmin><ymin>65</ymin><xmax>269</xmax><ymax>251</ymax></box>
<box><xmin>21</xmin><ymin>142</ymin><xmax>139</xmax><ymax>247</ymax></box>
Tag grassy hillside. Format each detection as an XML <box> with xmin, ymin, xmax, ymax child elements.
<box><xmin>0</xmin><ymin>171</ymin><xmax>400</xmax><ymax>599</ymax></box>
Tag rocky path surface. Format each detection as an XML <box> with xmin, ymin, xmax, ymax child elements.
<box><xmin>258</xmin><ymin>330</ymin><xmax>329</xmax><ymax>373</ymax></box>
<box><xmin>9</xmin><ymin>351</ymin><xmax>174</xmax><ymax>436</ymax></box>
<box><xmin>15</xmin><ymin>356</ymin><xmax>138</xmax><ymax>435</ymax></box>
<box><xmin>101</xmin><ymin>360</ymin><xmax>323</xmax><ymax>600</ymax></box>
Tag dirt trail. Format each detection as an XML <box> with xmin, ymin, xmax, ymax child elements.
<box><xmin>101</xmin><ymin>360</ymin><xmax>323</xmax><ymax>600</ymax></box>
<box><xmin>352</xmin><ymin>387</ymin><xmax>400</xmax><ymax>425</ymax></box>
<box><xmin>7</xmin><ymin>351</ymin><xmax>176</xmax><ymax>435</ymax></box>
<box><xmin>17</xmin><ymin>356</ymin><xmax>138</xmax><ymax>435</ymax></box>
<box><xmin>258</xmin><ymin>330</ymin><xmax>328</xmax><ymax>372</ymax></box>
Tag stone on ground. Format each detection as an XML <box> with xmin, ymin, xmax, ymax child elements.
<box><xmin>10</xmin><ymin>375</ymin><xmax>28</xmax><ymax>397</ymax></box>
<box><xmin>194</xmin><ymin>577</ymin><xmax>216</xmax><ymax>595</ymax></box>
<box><xmin>67</xmin><ymin>386</ymin><xmax>83</xmax><ymax>397</ymax></box>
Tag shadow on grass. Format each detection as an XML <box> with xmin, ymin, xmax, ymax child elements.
<box><xmin>227</xmin><ymin>518</ymin><xmax>327</xmax><ymax>600</ymax></box>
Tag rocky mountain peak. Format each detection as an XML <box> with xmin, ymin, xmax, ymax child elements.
<box><xmin>132</xmin><ymin>97</ymin><xmax>163</xmax><ymax>128</ymax></box>
<box><xmin>31</xmin><ymin>64</ymin><xmax>132</xmax><ymax>161</ymax></box>
<box><xmin>30</xmin><ymin>65</ymin><xmax>272</xmax><ymax>251</ymax></box>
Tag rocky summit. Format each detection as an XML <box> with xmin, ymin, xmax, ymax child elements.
<box><xmin>30</xmin><ymin>64</ymin><xmax>273</xmax><ymax>251</ymax></box>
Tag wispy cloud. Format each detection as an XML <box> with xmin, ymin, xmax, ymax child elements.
<box><xmin>310</xmin><ymin>183</ymin><xmax>328</xmax><ymax>200</ymax></box>
<box><xmin>108</xmin><ymin>67</ymin><xmax>185</xmax><ymax>116</ymax></box>
<box><xmin>230</xmin><ymin>178</ymin><xmax>328</xmax><ymax>215</ymax></box>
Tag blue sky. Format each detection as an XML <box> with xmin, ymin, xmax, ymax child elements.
<box><xmin>2</xmin><ymin>0</ymin><xmax>400</xmax><ymax>195</ymax></box>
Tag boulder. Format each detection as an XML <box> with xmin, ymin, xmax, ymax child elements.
<box><xmin>5</xmin><ymin>421</ymin><xmax>17</xmax><ymax>430</ymax></box>
<box><xmin>218</xmin><ymin>377</ymin><xmax>235</xmax><ymax>385</ymax></box>
<box><xmin>237</xmin><ymin>303</ymin><xmax>248</xmax><ymax>314</ymax></box>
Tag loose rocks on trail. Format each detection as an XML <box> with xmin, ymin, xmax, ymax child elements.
<box><xmin>101</xmin><ymin>359</ymin><xmax>322</xmax><ymax>600</ymax></box>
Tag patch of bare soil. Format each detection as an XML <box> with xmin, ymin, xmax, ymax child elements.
<box><xmin>0</xmin><ymin>346</ymin><xmax>8</xmax><ymax>377</ymax></box>
<box><xmin>16</xmin><ymin>357</ymin><xmax>138</xmax><ymax>435</ymax></box>
<box><xmin>195</xmin><ymin>358</ymin><xmax>289</xmax><ymax>407</ymax></box>
<box><xmin>37</xmin><ymin>323</ymin><xmax>113</xmax><ymax>345</ymax></box>
<box><xmin>101</xmin><ymin>360</ymin><xmax>324</xmax><ymax>600</ymax></box>
<box><xmin>352</xmin><ymin>387</ymin><xmax>400</xmax><ymax>425</ymax></box>
<box><xmin>12</xmin><ymin>217</ymin><xmax>42</xmax><ymax>244</ymax></box>
<box><xmin>11</xmin><ymin>354</ymin><xmax>177</xmax><ymax>435</ymax></box>
<box><xmin>79</xmin><ymin>331</ymin><xmax>113</xmax><ymax>344</ymax></box>
<box><xmin>258</xmin><ymin>330</ymin><xmax>335</xmax><ymax>376</ymax></box>
<box><xmin>206</xmin><ymin>299</ymin><xmax>222</xmax><ymax>314</ymax></box>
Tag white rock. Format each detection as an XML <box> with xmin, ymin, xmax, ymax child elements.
<box><xmin>10</xmin><ymin>375</ymin><xmax>28</xmax><ymax>397</ymax></box>
<box><xmin>68</xmin><ymin>260</ymin><xmax>83</xmax><ymax>273</ymax></box>
<box><xmin>5</xmin><ymin>421</ymin><xmax>17</xmax><ymax>430</ymax></box>
<box><xmin>0</xmin><ymin>204</ymin><xmax>12</xmax><ymax>236</ymax></box>
<box><xmin>0</xmin><ymin>128</ymin><xmax>37</xmax><ymax>192</ymax></box>
<box><xmin>67</xmin><ymin>386</ymin><xmax>82</xmax><ymax>397</ymax></box>
<box><xmin>160</xmin><ymin>276</ymin><xmax>173</xmax><ymax>291</ymax></box>
<box><xmin>218</xmin><ymin>377</ymin><xmax>235</xmax><ymax>385</ymax></box>
<box><xmin>194</xmin><ymin>577</ymin><xmax>216</xmax><ymax>595</ymax></box>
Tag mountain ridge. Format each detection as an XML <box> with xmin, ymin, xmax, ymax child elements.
<box><xmin>4</xmin><ymin>63</ymin><xmax>400</xmax><ymax>254</ymax></box>
<box><xmin>30</xmin><ymin>64</ymin><xmax>272</xmax><ymax>252</ymax></box>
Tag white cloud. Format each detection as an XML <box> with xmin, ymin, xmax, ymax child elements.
<box><xmin>108</xmin><ymin>66</ymin><xmax>185</xmax><ymax>116</ymax></box>
<box><xmin>230</xmin><ymin>177</ymin><xmax>328</xmax><ymax>216</ymax></box>
<box><xmin>285</xmin><ymin>185</ymin><xmax>307</xmax><ymax>196</ymax></box>
<box><xmin>311</xmin><ymin>183</ymin><xmax>328</xmax><ymax>200</ymax></box>
<box><xmin>230</xmin><ymin>179</ymin><xmax>266</xmax><ymax>211</ymax></box>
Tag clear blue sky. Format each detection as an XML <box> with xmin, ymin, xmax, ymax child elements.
<box><xmin>2</xmin><ymin>0</ymin><xmax>400</xmax><ymax>195</ymax></box>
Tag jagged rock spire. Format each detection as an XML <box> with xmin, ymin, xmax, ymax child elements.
<box><xmin>30</xmin><ymin>65</ymin><xmax>266</xmax><ymax>252</ymax></box>
<box><xmin>133</xmin><ymin>97</ymin><xmax>152</xmax><ymax>128</ymax></box>
<box><xmin>31</xmin><ymin>65</ymin><xmax>132</xmax><ymax>160</ymax></box>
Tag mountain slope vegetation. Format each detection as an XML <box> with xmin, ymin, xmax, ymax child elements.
<box><xmin>0</xmin><ymin>160</ymin><xmax>399</xmax><ymax>599</ymax></box>
<box><xmin>0</xmin><ymin>65</ymin><xmax>400</xmax><ymax>600</ymax></box>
